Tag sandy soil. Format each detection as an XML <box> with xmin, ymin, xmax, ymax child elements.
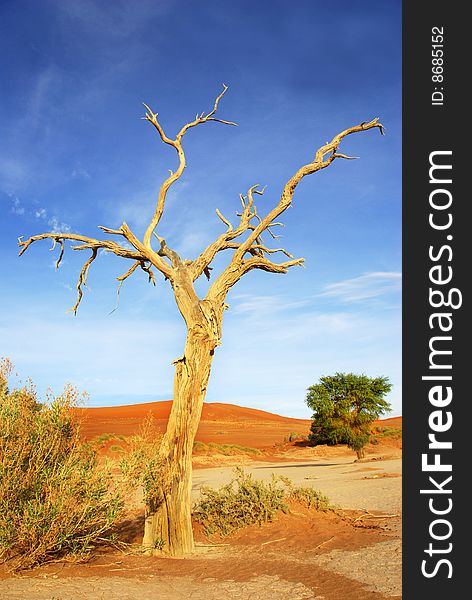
<box><xmin>77</xmin><ymin>400</ymin><xmax>314</xmax><ymax>449</ymax></box>
<box><xmin>192</xmin><ymin>456</ymin><xmax>402</xmax><ymax>514</ymax></box>
<box><xmin>0</xmin><ymin>403</ymin><xmax>402</xmax><ymax>599</ymax></box>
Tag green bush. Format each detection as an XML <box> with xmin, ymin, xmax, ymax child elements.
<box><xmin>287</xmin><ymin>485</ymin><xmax>331</xmax><ymax>510</ymax></box>
<box><xmin>0</xmin><ymin>359</ymin><xmax>124</xmax><ymax>570</ymax></box>
<box><xmin>193</xmin><ymin>468</ymin><xmax>288</xmax><ymax>536</ymax></box>
<box><xmin>193</xmin><ymin>468</ymin><xmax>332</xmax><ymax>537</ymax></box>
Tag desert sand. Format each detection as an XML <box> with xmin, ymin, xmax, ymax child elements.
<box><xmin>77</xmin><ymin>399</ymin><xmax>401</xmax><ymax>450</ymax></box>
<box><xmin>77</xmin><ymin>400</ymin><xmax>314</xmax><ymax>449</ymax></box>
<box><xmin>0</xmin><ymin>401</ymin><xmax>402</xmax><ymax>600</ymax></box>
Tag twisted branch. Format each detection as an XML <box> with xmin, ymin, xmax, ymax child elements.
<box><xmin>190</xmin><ymin>184</ymin><xmax>265</xmax><ymax>280</ymax></box>
<box><xmin>142</xmin><ymin>84</ymin><xmax>237</xmax><ymax>250</ymax></box>
<box><xmin>18</xmin><ymin>230</ymin><xmax>161</xmax><ymax>314</ymax></box>
<box><xmin>110</xmin><ymin>260</ymin><xmax>156</xmax><ymax>314</ymax></box>
<box><xmin>202</xmin><ymin>118</ymin><xmax>383</xmax><ymax>302</ymax></box>
<box><xmin>67</xmin><ymin>248</ymin><xmax>98</xmax><ymax>315</ymax></box>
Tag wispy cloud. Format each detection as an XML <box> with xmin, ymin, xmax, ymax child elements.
<box><xmin>47</xmin><ymin>216</ymin><xmax>71</xmax><ymax>234</ymax></box>
<box><xmin>23</xmin><ymin>66</ymin><xmax>60</xmax><ymax>129</ymax></box>
<box><xmin>9</xmin><ymin>194</ymin><xmax>25</xmax><ymax>215</ymax></box>
<box><xmin>232</xmin><ymin>294</ymin><xmax>311</xmax><ymax>316</ymax></box>
<box><xmin>209</xmin><ymin>303</ymin><xmax>401</xmax><ymax>417</ymax></box>
<box><xmin>318</xmin><ymin>271</ymin><xmax>402</xmax><ymax>303</ymax></box>
<box><xmin>33</xmin><ymin>207</ymin><xmax>71</xmax><ymax>234</ymax></box>
<box><xmin>54</xmin><ymin>0</ymin><xmax>173</xmax><ymax>39</ymax></box>
<box><xmin>70</xmin><ymin>167</ymin><xmax>91</xmax><ymax>180</ymax></box>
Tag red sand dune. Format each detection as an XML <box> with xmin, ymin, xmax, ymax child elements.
<box><xmin>374</xmin><ymin>415</ymin><xmax>402</xmax><ymax>429</ymax></box>
<box><xmin>78</xmin><ymin>401</ymin><xmax>401</xmax><ymax>450</ymax></box>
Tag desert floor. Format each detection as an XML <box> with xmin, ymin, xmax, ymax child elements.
<box><xmin>0</xmin><ymin>402</ymin><xmax>402</xmax><ymax>600</ymax></box>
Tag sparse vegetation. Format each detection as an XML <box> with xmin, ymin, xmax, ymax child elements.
<box><xmin>93</xmin><ymin>432</ymin><xmax>126</xmax><ymax>447</ymax></box>
<box><xmin>376</xmin><ymin>426</ymin><xmax>402</xmax><ymax>439</ymax></box>
<box><xmin>0</xmin><ymin>359</ymin><xmax>124</xmax><ymax>571</ymax></box>
<box><xmin>109</xmin><ymin>444</ymin><xmax>125</xmax><ymax>454</ymax></box>
<box><xmin>286</xmin><ymin>485</ymin><xmax>331</xmax><ymax>511</ymax></box>
<box><xmin>286</xmin><ymin>432</ymin><xmax>308</xmax><ymax>443</ymax></box>
<box><xmin>193</xmin><ymin>441</ymin><xmax>261</xmax><ymax>456</ymax></box>
<box><xmin>119</xmin><ymin>415</ymin><xmax>165</xmax><ymax>509</ymax></box>
<box><xmin>193</xmin><ymin>468</ymin><xmax>332</xmax><ymax>537</ymax></box>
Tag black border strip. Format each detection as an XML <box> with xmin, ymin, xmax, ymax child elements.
<box><xmin>403</xmin><ymin>3</ymin><xmax>466</xmax><ymax>597</ymax></box>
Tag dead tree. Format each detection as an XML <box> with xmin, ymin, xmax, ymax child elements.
<box><xmin>18</xmin><ymin>86</ymin><xmax>384</xmax><ymax>556</ymax></box>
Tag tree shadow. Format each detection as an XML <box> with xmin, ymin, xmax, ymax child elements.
<box><xmin>293</xmin><ymin>440</ymin><xmax>314</xmax><ymax>447</ymax></box>
<box><xmin>253</xmin><ymin>463</ymin><xmax>338</xmax><ymax>469</ymax></box>
<box><xmin>117</xmin><ymin>513</ymin><xmax>145</xmax><ymax>544</ymax></box>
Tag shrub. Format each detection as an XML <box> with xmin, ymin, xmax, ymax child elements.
<box><xmin>93</xmin><ymin>432</ymin><xmax>126</xmax><ymax>447</ymax></box>
<box><xmin>109</xmin><ymin>444</ymin><xmax>125</xmax><ymax>454</ymax></box>
<box><xmin>287</xmin><ymin>432</ymin><xmax>308</xmax><ymax>442</ymax></box>
<box><xmin>0</xmin><ymin>360</ymin><xmax>124</xmax><ymax>570</ymax></box>
<box><xmin>378</xmin><ymin>426</ymin><xmax>402</xmax><ymax>439</ymax></box>
<box><xmin>193</xmin><ymin>468</ymin><xmax>288</xmax><ymax>536</ymax></box>
<box><xmin>286</xmin><ymin>485</ymin><xmax>331</xmax><ymax>511</ymax></box>
<box><xmin>192</xmin><ymin>441</ymin><xmax>261</xmax><ymax>456</ymax></box>
<box><xmin>119</xmin><ymin>414</ymin><xmax>164</xmax><ymax>509</ymax></box>
<box><xmin>193</xmin><ymin>468</ymin><xmax>331</xmax><ymax>537</ymax></box>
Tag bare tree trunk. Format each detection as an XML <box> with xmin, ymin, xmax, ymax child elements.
<box><xmin>18</xmin><ymin>88</ymin><xmax>383</xmax><ymax>557</ymax></box>
<box><xmin>142</xmin><ymin>297</ymin><xmax>220</xmax><ymax>555</ymax></box>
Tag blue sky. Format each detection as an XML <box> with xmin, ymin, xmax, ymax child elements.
<box><xmin>0</xmin><ymin>0</ymin><xmax>401</xmax><ymax>418</ymax></box>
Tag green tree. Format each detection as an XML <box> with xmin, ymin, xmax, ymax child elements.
<box><xmin>306</xmin><ymin>372</ymin><xmax>392</xmax><ymax>459</ymax></box>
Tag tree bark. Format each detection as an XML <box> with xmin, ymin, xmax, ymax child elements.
<box><xmin>142</xmin><ymin>286</ymin><xmax>221</xmax><ymax>555</ymax></box>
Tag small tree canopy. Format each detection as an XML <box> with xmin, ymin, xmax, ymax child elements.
<box><xmin>306</xmin><ymin>372</ymin><xmax>392</xmax><ymax>456</ymax></box>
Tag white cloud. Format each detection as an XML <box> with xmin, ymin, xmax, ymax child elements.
<box><xmin>70</xmin><ymin>167</ymin><xmax>91</xmax><ymax>180</ymax></box>
<box><xmin>48</xmin><ymin>216</ymin><xmax>71</xmax><ymax>234</ymax></box>
<box><xmin>319</xmin><ymin>271</ymin><xmax>402</xmax><ymax>303</ymax></box>
<box><xmin>33</xmin><ymin>207</ymin><xmax>71</xmax><ymax>233</ymax></box>
<box><xmin>232</xmin><ymin>294</ymin><xmax>311</xmax><ymax>315</ymax></box>
<box><xmin>9</xmin><ymin>195</ymin><xmax>25</xmax><ymax>215</ymax></box>
<box><xmin>174</xmin><ymin>229</ymin><xmax>215</xmax><ymax>258</ymax></box>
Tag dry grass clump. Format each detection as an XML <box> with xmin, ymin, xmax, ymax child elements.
<box><xmin>193</xmin><ymin>441</ymin><xmax>261</xmax><ymax>456</ymax></box>
<box><xmin>193</xmin><ymin>468</ymin><xmax>288</xmax><ymax>536</ymax></box>
<box><xmin>193</xmin><ymin>468</ymin><xmax>333</xmax><ymax>537</ymax></box>
<box><xmin>286</xmin><ymin>484</ymin><xmax>331</xmax><ymax>510</ymax></box>
<box><xmin>0</xmin><ymin>359</ymin><xmax>124</xmax><ymax>570</ymax></box>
